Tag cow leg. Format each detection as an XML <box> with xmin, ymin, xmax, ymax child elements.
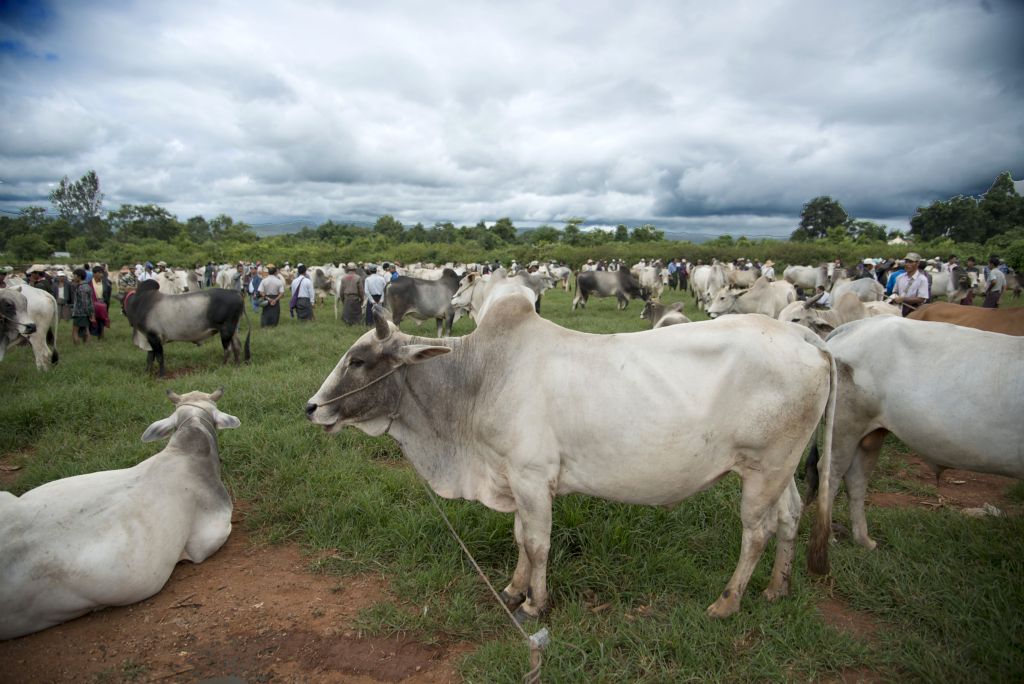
<box><xmin>28</xmin><ymin>333</ymin><xmax>50</xmax><ymax>371</ymax></box>
<box><xmin>500</xmin><ymin>513</ymin><xmax>530</xmax><ymax>611</ymax></box>
<box><xmin>707</xmin><ymin>469</ymin><xmax>788</xmax><ymax>618</ymax></box>
<box><xmin>145</xmin><ymin>333</ymin><xmax>165</xmax><ymax>377</ymax></box>
<box><xmin>571</xmin><ymin>291</ymin><xmax>584</xmax><ymax>310</ymax></box>
<box><xmin>846</xmin><ymin>429</ymin><xmax>885</xmax><ymax>550</ymax></box>
<box><xmin>616</xmin><ymin>293</ymin><xmax>627</xmax><ymax>310</ymax></box>
<box><xmin>508</xmin><ymin>488</ymin><xmax>553</xmax><ymax>622</ymax></box>
<box><xmin>762</xmin><ymin>478</ymin><xmax>802</xmax><ymax>601</ymax></box>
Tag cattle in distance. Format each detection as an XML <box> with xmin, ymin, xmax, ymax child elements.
<box><xmin>307</xmin><ymin>295</ymin><xmax>837</xmax><ymax>621</ymax></box>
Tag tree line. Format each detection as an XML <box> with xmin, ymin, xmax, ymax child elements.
<box><xmin>1</xmin><ymin>170</ymin><xmax>1022</xmax><ymax>272</ymax></box>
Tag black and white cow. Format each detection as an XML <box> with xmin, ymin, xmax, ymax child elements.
<box><xmin>123</xmin><ymin>280</ymin><xmax>250</xmax><ymax>376</ymax></box>
<box><xmin>572</xmin><ymin>269</ymin><xmax>648</xmax><ymax>310</ymax></box>
<box><xmin>383</xmin><ymin>268</ymin><xmax>461</xmax><ymax>337</ymax></box>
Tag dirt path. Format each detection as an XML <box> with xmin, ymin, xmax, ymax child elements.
<box><xmin>0</xmin><ymin>519</ymin><xmax>469</xmax><ymax>683</ymax></box>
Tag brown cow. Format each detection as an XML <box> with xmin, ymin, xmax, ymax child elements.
<box><xmin>907</xmin><ymin>302</ymin><xmax>1024</xmax><ymax>336</ymax></box>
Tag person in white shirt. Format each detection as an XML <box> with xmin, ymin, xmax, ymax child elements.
<box><xmin>257</xmin><ymin>264</ymin><xmax>285</xmax><ymax>327</ymax></box>
<box><xmin>137</xmin><ymin>262</ymin><xmax>155</xmax><ymax>282</ymax></box>
<box><xmin>291</xmin><ymin>264</ymin><xmax>315</xmax><ymax>321</ymax></box>
<box><xmin>761</xmin><ymin>260</ymin><xmax>776</xmax><ymax>282</ymax></box>
<box><xmin>892</xmin><ymin>252</ymin><xmax>930</xmax><ymax>316</ymax></box>
<box><xmin>983</xmin><ymin>256</ymin><xmax>1006</xmax><ymax>308</ymax></box>
<box><xmin>363</xmin><ymin>265</ymin><xmax>388</xmax><ymax>325</ymax></box>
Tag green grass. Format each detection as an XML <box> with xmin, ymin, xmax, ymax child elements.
<box><xmin>2</xmin><ymin>286</ymin><xmax>1022</xmax><ymax>682</ymax></box>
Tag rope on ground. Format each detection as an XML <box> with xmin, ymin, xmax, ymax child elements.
<box><xmin>420</xmin><ymin>480</ymin><xmax>548</xmax><ymax>683</ymax></box>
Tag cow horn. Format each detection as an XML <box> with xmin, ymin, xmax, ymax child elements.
<box><xmin>210</xmin><ymin>387</ymin><xmax>224</xmax><ymax>402</ymax></box>
<box><xmin>373</xmin><ymin>305</ymin><xmax>391</xmax><ymax>341</ymax></box>
<box><xmin>804</xmin><ymin>292</ymin><xmax>824</xmax><ymax>309</ymax></box>
<box><xmin>166</xmin><ymin>389</ymin><xmax>181</xmax><ymax>404</ymax></box>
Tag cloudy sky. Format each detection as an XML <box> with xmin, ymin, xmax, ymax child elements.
<box><xmin>1</xmin><ymin>0</ymin><xmax>1021</xmax><ymax>238</ymax></box>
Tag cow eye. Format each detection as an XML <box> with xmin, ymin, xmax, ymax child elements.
<box><xmin>349</xmin><ymin>358</ymin><xmax>365</xmax><ymax>368</ymax></box>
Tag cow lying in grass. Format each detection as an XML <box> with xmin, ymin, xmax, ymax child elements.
<box><xmin>0</xmin><ymin>389</ymin><xmax>238</xmax><ymax>640</ymax></box>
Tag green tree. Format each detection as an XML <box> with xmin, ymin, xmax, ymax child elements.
<box><xmin>791</xmin><ymin>196</ymin><xmax>848</xmax><ymax>241</ymax></box>
<box><xmin>849</xmin><ymin>220</ymin><xmax>888</xmax><ymax>243</ymax></box>
<box><xmin>108</xmin><ymin>204</ymin><xmax>180</xmax><ymax>242</ymax></box>
<box><xmin>614</xmin><ymin>224</ymin><xmax>629</xmax><ymax>242</ymax></box>
<box><xmin>49</xmin><ymin>170</ymin><xmax>103</xmax><ymax>229</ymax></box>
<box><xmin>373</xmin><ymin>214</ymin><xmax>405</xmax><ymax>242</ymax></box>
<box><xmin>630</xmin><ymin>224</ymin><xmax>664</xmax><ymax>242</ymax></box>
<box><xmin>8</xmin><ymin>233</ymin><xmax>53</xmax><ymax>261</ymax></box>
<box><xmin>523</xmin><ymin>225</ymin><xmax>561</xmax><ymax>245</ymax></box>
<box><xmin>562</xmin><ymin>219</ymin><xmax>584</xmax><ymax>246</ymax></box>
<box><xmin>978</xmin><ymin>171</ymin><xmax>1024</xmax><ymax>241</ymax></box>
<box><xmin>910</xmin><ymin>196</ymin><xmax>982</xmax><ymax>242</ymax></box>
<box><xmin>184</xmin><ymin>216</ymin><xmax>212</xmax><ymax>242</ymax></box>
<box><xmin>490</xmin><ymin>217</ymin><xmax>517</xmax><ymax>243</ymax></box>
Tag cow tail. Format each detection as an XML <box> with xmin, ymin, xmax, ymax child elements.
<box><xmin>242</xmin><ymin>302</ymin><xmax>252</xmax><ymax>363</ymax></box>
<box><xmin>807</xmin><ymin>338</ymin><xmax>837</xmax><ymax>576</ymax></box>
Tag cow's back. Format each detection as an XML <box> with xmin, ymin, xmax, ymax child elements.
<box><xmin>908</xmin><ymin>302</ymin><xmax>1024</xmax><ymax>336</ymax></box>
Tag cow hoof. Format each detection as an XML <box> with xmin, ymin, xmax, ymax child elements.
<box><xmin>762</xmin><ymin>586</ymin><xmax>788</xmax><ymax>602</ymax></box>
<box><xmin>706</xmin><ymin>594</ymin><xmax>740</xmax><ymax>619</ymax></box>
<box><xmin>499</xmin><ymin>589</ymin><xmax>526</xmax><ymax>611</ymax></box>
<box><xmin>512</xmin><ymin>605</ymin><xmax>544</xmax><ymax>626</ymax></box>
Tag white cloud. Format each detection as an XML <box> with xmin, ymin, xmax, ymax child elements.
<box><xmin>0</xmin><ymin>0</ymin><xmax>1021</xmax><ymax>237</ymax></box>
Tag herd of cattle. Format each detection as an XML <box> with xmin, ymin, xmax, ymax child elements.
<box><xmin>0</xmin><ymin>256</ymin><xmax>1022</xmax><ymax>641</ymax></box>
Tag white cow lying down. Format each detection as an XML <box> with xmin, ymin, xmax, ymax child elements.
<box><xmin>0</xmin><ymin>389</ymin><xmax>238</xmax><ymax>640</ymax></box>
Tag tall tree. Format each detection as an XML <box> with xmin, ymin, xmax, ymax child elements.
<box><xmin>490</xmin><ymin>217</ymin><xmax>517</xmax><ymax>243</ymax></box>
<box><xmin>373</xmin><ymin>214</ymin><xmax>405</xmax><ymax>242</ymax></box>
<box><xmin>49</xmin><ymin>171</ymin><xmax>103</xmax><ymax>228</ymax></box>
<box><xmin>614</xmin><ymin>224</ymin><xmax>629</xmax><ymax>242</ymax></box>
<box><xmin>791</xmin><ymin>196</ymin><xmax>848</xmax><ymax>241</ymax></box>
<box><xmin>630</xmin><ymin>224</ymin><xmax>664</xmax><ymax>242</ymax></box>
<box><xmin>978</xmin><ymin>171</ymin><xmax>1024</xmax><ymax>241</ymax></box>
<box><xmin>910</xmin><ymin>196</ymin><xmax>982</xmax><ymax>242</ymax></box>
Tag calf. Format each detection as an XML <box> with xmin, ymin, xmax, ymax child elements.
<box><xmin>907</xmin><ymin>301</ymin><xmax>1024</xmax><ymax>335</ymax></box>
<box><xmin>0</xmin><ymin>389</ymin><xmax>238</xmax><ymax>640</ymax></box>
<box><xmin>123</xmin><ymin>280</ymin><xmax>250</xmax><ymax>376</ymax></box>
<box><xmin>640</xmin><ymin>300</ymin><xmax>690</xmax><ymax>328</ymax></box>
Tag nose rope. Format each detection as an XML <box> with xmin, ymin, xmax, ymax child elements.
<box><xmin>315</xmin><ymin>365</ymin><xmax>409</xmax><ymax>433</ymax></box>
<box><xmin>0</xmin><ymin>313</ymin><xmax>33</xmax><ymax>334</ymax></box>
<box><xmin>316</xmin><ymin>366</ymin><xmax>403</xmax><ymax>406</ymax></box>
<box><xmin>175</xmin><ymin>402</ymin><xmax>218</xmax><ymax>431</ymax></box>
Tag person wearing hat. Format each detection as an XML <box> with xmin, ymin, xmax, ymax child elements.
<box><xmin>27</xmin><ymin>265</ymin><xmax>52</xmax><ymax>294</ymax></box>
<box><xmin>885</xmin><ymin>259</ymin><xmax>906</xmax><ymax>296</ymax></box>
<box><xmin>892</xmin><ymin>253</ymin><xmax>929</xmax><ymax>316</ymax></box>
<box><xmin>761</xmin><ymin>260</ymin><xmax>775</xmax><ymax>282</ymax></box>
<box><xmin>338</xmin><ymin>262</ymin><xmax>363</xmax><ymax>326</ymax></box>
<box><xmin>256</xmin><ymin>264</ymin><xmax>285</xmax><ymax>327</ymax></box>
<box><xmin>139</xmin><ymin>262</ymin><xmax>155</xmax><ymax>283</ymax></box>
<box><xmin>52</xmin><ymin>271</ymin><xmax>74</xmax><ymax>320</ymax></box>
<box><xmin>856</xmin><ymin>258</ymin><xmax>876</xmax><ymax>281</ymax></box>
<box><xmin>246</xmin><ymin>264</ymin><xmax>262</xmax><ymax>312</ymax></box>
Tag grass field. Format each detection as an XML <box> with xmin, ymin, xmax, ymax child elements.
<box><xmin>2</xmin><ymin>285</ymin><xmax>1022</xmax><ymax>682</ymax></box>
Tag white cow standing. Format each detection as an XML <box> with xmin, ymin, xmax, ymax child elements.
<box><xmin>307</xmin><ymin>296</ymin><xmax>837</xmax><ymax>620</ymax></box>
<box><xmin>0</xmin><ymin>389</ymin><xmax>238</xmax><ymax>640</ymax></box>
<box><xmin>805</xmin><ymin>317</ymin><xmax>1024</xmax><ymax>552</ymax></box>
<box><xmin>0</xmin><ymin>286</ymin><xmax>59</xmax><ymax>371</ymax></box>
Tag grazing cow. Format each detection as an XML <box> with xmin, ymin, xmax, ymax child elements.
<box><xmin>307</xmin><ymin>297</ymin><xmax>836</xmax><ymax>620</ymax></box>
<box><xmin>907</xmin><ymin>302</ymin><xmax>1024</xmax><ymax>336</ymax></box>
<box><xmin>541</xmin><ymin>264</ymin><xmax>573</xmax><ymax>291</ymax></box>
<box><xmin>123</xmin><ymin>280</ymin><xmax>251</xmax><ymax>376</ymax></box>
<box><xmin>706</xmin><ymin>278</ymin><xmax>796</xmax><ymax>319</ymax></box>
<box><xmin>831</xmin><ymin>278</ymin><xmax>884</xmax><ymax>303</ymax></box>
<box><xmin>0</xmin><ymin>389</ymin><xmax>238</xmax><ymax>640</ymax></box>
<box><xmin>805</xmin><ymin>316</ymin><xmax>1024</xmax><ymax>552</ymax></box>
<box><xmin>640</xmin><ymin>300</ymin><xmax>690</xmax><ymax>328</ymax></box>
<box><xmin>384</xmin><ymin>268</ymin><xmax>461</xmax><ymax>337</ymax></box>
<box><xmin>778</xmin><ymin>292</ymin><xmax>897</xmax><ymax>339</ymax></box>
<box><xmin>573</xmin><ymin>269</ymin><xmax>648</xmax><ymax>310</ymax></box>
<box><xmin>0</xmin><ymin>286</ymin><xmax>59</xmax><ymax>371</ymax></box>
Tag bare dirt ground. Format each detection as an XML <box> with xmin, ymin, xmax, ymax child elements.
<box><xmin>2</xmin><ymin>452</ymin><xmax>1018</xmax><ymax>683</ymax></box>
<box><xmin>0</xmin><ymin>510</ymin><xmax>470</xmax><ymax>683</ymax></box>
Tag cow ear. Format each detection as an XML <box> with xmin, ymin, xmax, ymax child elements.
<box><xmin>167</xmin><ymin>389</ymin><xmax>181</xmax><ymax>404</ymax></box>
<box><xmin>811</xmin><ymin>320</ymin><xmax>835</xmax><ymax>336</ymax></box>
<box><xmin>210</xmin><ymin>387</ymin><xmax>224</xmax><ymax>402</ymax></box>
<box><xmin>395</xmin><ymin>344</ymin><xmax>451</xmax><ymax>365</ymax></box>
<box><xmin>212</xmin><ymin>409</ymin><xmax>241</xmax><ymax>430</ymax></box>
<box><xmin>141</xmin><ymin>415</ymin><xmax>177</xmax><ymax>442</ymax></box>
